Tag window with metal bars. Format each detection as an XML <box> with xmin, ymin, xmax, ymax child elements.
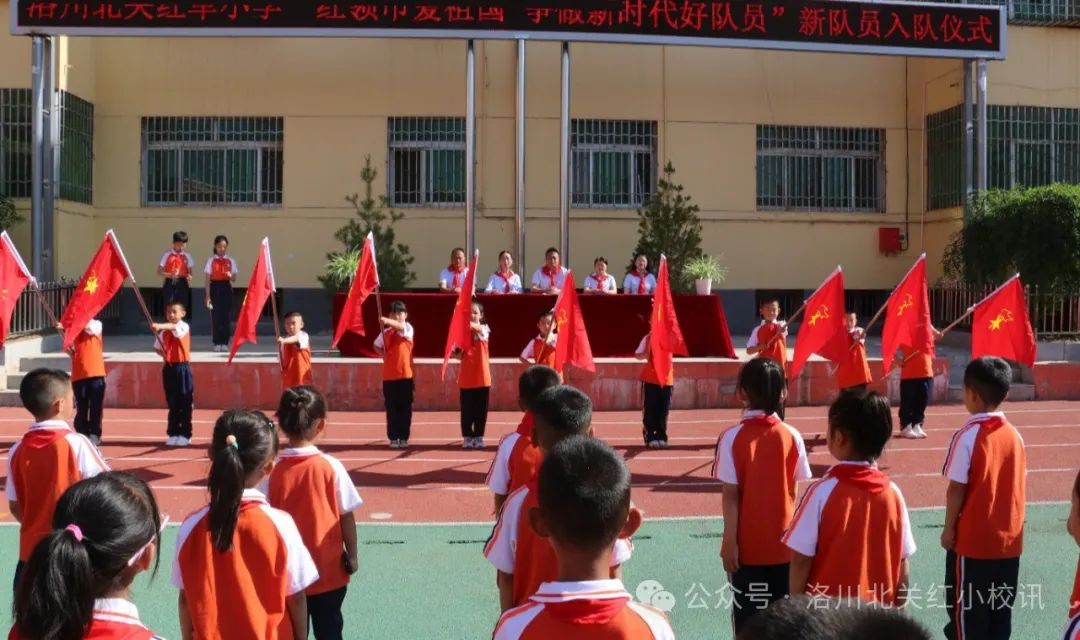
<box><xmin>926</xmin><ymin>105</ymin><xmax>964</xmax><ymax>210</ymax></box>
<box><xmin>570</xmin><ymin>119</ymin><xmax>656</xmax><ymax>208</ymax></box>
<box><xmin>59</xmin><ymin>92</ymin><xmax>93</xmax><ymax>204</ymax></box>
<box><xmin>986</xmin><ymin>106</ymin><xmax>1080</xmax><ymax>190</ymax></box>
<box><xmin>387</xmin><ymin>117</ymin><xmax>465</xmax><ymax>207</ymax></box>
<box><xmin>141</xmin><ymin>116</ymin><xmax>283</xmax><ymax>207</ymax></box>
<box><xmin>757</xmin><ymin>125</ymin><xmax>885</xmax><ymax>213</ymax></box>
<box><xmin>0</xmin><ymin>89</ymin><xmax>32</xmax><ymax>199</ymax></box>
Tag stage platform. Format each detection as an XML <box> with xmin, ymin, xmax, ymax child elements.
<box><xmin>2</xmin><ymin>334</ymin><xmax>956</xmax><ymax>411</ymax></box>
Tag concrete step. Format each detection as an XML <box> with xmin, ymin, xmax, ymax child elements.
<box><xmin>19</xmin><ymin>356</ymin><xmax>71</xmax><ymax>372</ymax></box>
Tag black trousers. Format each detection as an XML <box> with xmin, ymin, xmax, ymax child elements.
<box><xmin>944</xmin><ymin>551</ymin><xmax>1020</xmax><ymax>640</ymax></box>
<box><xmin>209</xmin><ymin>281</ymin><xmax>233</xmax><ymax>346</ymax></box>
<box><xmin>730</xmin><ymin>563</ymin><xmax>789</xmax><ymax>635</ymax></box>
<box><xmin>307</xmin><ymin>586</ymin><xmax>348</xmax><ymax>640</ymax></box>
<box><xmin>163</xmin><ymin>363</ymin><xmax>194</xmax><ymax>438</ymax></box>
<box><xmin>899</xmin><ymin>377</ymin><xmax>932</xmax><ymax>427</ymax></box>
<box><xmin>460</xmin><ymin>387</ymin><xmax>490</xmax><ymax>438</ymax></box>
<box><xmin>163</xmin><ymin>278</ymin><xmax>191</xmax><ymax>316</ymax></box>
<box><xmin>383</xmin><ymin>379</ymin><xmax>414</xmax><ymax>441</ymax></box>
<box><xmin>642</xmin><ymin>383</ymin><xmax>673</xmax><ymax>444</ymax></box>
<box><xmin>73</xmin><ymin>376</ymin><xmax>106</xmax><ymax>438</ymax></box>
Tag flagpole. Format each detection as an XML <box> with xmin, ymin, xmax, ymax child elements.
<box><xmin>264</xmin><ymin>240</ymin><xmax>283</xmax><ymax>371</ymax></box>
<box><xmin>937</xmin><ymin>274</ymin><xmax>1020</xmax><ymax>339</ymax></box>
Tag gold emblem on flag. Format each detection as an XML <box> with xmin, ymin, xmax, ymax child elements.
<box><xmin>896</xmin><ymin>293</ymin><xmax>914</xmax><ymax>316</ymax></box>
<box><xmin>556</xmin><ymin>308</ymin><xmax>569</xmax><ymax>330</ymax></box>
<box><xmin>988</xmin><ymin>308</ymin><xmax>1015</xmax><ymax>331</ymax></box>
<box><xmin>807</xmin><ymin>304</ymin><xmax>830</xmax><ymax>327</ymax></box>
<box><xmin>83</xmin><ymin>272</ymin><xmax>100</xmax><ymax>294</ymax></box>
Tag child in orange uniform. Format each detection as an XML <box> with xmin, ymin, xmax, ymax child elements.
<box><xmin>635</xmin><ymin>333</ymin><xmax>673</xmax><ymax>449</ymax></box>
<box><xmin>152</xmin><ymin>301</ymin><xmax>193</xmax><ymax>447</ymax></box>
<box><xmin>834</xmin><ymin>311</ymin><xmax>872</xmax><ymax>393</ymax></box>
<box><xmin>268</xmin><ymin>386</ymin><xmax>362</xmax><ymax>640</ymax></box>
<box><xmin>157</xmin><ymin>230</ymin><xmax>194</xmax><ymax>316</ymax></box>
<box><xmin>519</xmin><ymin>310</ymin><xmax>558</xmax><ymax>371</ymax></box>
<box><xmin>785</xmin><ymin>390</ymin><xmax>916</xmax><ymax>606</ymax></box>
<box><xmin>10</xmin><ymin>472</ymin><xmax>164</xmax><ymax>640</ymax></box>
<box><xmin>714</xmin><ymin>358</ymin><xmax>811</xmax><ymax>634</ymax></box>
<box><xmin>279</xmin><ymin>311</ymin><xmax>313</xmax><ymax>389</ymax></box>
<box><xmin>487</xmin><ymin>365</ymin><xmax>562</xmax><ymax>513</ymax></box>
<box><xmin>941</xmin><ymin>356</ymin><xmax>1026</xmax><ymax>640</ymax></box>
<box><xmin>747</xmin><ymin>298</ymin><xmax>788</xmax><ymax>419</ymax></box>
<box><xmin>374</xmin><ymin>301</ymin><xmax>415</xmax><ymax>449</ymax></box>
<box><xmin>492</xmin><ymin>437</ymin><xmax>673</xmax><ymax>640</ymax></box>
<box><xmin>56</xmin><ymin>317</ymin><xmax>106</xmax><ymax>446</ymax></box>
<box><xmin>1065</xmin><ymin>468</ymin><xmax>1080</xmax><ymax>640</ymax></box>
<box><xmin>204</xmin><ymin>234</ymin><xmax>237</xmax><ymax>353</ymax></box>
<box><xmin>897</xmin><ymin>325</ymin><xmax>941</xmax><ymax>439</ymax></box>
<box><xmin>484</xmin><ymin>386</ymin><xmax>633</xmax><ymax>611</ymax></box>
<box><xmin>456</xmin><ymin>300</ymin><xmax>491</xmax><ymax>449</ymax></box>
<box><xmin>173</xmin><ymin>409</ymin><xmax>317</xmax><ymax>640</ymax></box>
<box><xmin>5</xmin><ymin>368</ymin><xmax>109</xmax><ymax>590</ymax></box>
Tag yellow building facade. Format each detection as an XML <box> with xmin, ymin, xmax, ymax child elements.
<box><xmin>1</xmin><ymin>0</ymin><xmax>1078</xmax><ymax>331</ymax></box>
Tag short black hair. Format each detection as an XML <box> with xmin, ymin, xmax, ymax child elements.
<box><xmin>451</xmin><ymin>247</ymin><xmax>465</xmax><ymax>256</ymax></box>
<box><xmin>737</xmin><ymin>358</ymin><xmax>786</xmax><ymax>415</ymax></box>
<box><xmin>390</xmin><ymin>301</ymin><xmax>407</xmax><ymax>314</ymax></box>
<box><xmin>172</xmin><ymin>231</ymin><xmax>188</xmax><ymax>243</ymax></box>
<box><xmin>532</xmin><ymin>386</ymin><xmax>592</xmax><ymax>450</ymax></box>
<box><xmin>828</xmin><ymin>390</ymin><xmax>893</xmax><ymax>460</ymax></box>
<box><xmin>737</xmin><ymin>596</ymin><xmax>931</xmax><ymax>640</ymax></box>
<box><xmin>964</xmin><ymin>356</ymin><xmax>1011</xmax><ymax>408</ymax></box>
<box><xmin>19</xmin><ymin>369</ymin><xmax>70</xmax><ymax>418</ymax></box>
<box><xmin>545</xmin><ymin>247</ymin><xmax>559</xmax><ymax>258</ymax></box>
<box><xmin>212</xmin><ymin>234</ymin><xmax>228</xmax><ymax>247</ymax></box>
<box><xmin>283</xmin><ymin>310</ymin><xmax>303</xmax><ymax>321</ymax></box>
<box><xmin>760</xmin><ymin>298</ymin><xmax>780</xmax><ymax>307</ymax></box>
<box><xmin>537</xmin><ymin>309</ymin><xmax>554</xmax><ymax>321</ymax></box>
<box><xmin>166</xmin><ymin>301</ymin><xmax>187</xmax><ymax>313</ymax></box>
<box><xmin>276</xmin><ymin>385</ymin><xmax>327</xmax><ymax>440</ymax></box>
<box><xmin>538</xmin><ymin>437</ymin><xmax>630</xmax><ymax>552</ymax></box>
<box><xmin>498</xmin><ymin>250</ymin><xmax>512</xmax><ymax>260</ymax></box>
<box><xmin>519</xmin><ymin>366</ymin><xmax>561</xmax><ymax>410</ymax></box>
<box><xmin>593</xmin><ymin>256</ymin><xmax>607</xmax><ymax>266</ymax></box>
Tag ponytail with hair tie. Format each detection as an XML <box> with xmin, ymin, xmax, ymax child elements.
<box><xmin>207</xmin><ymin>409</ymin><xmax>278</xmax><ymax>552</ymax></box>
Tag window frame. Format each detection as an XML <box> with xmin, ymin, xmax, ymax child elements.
<box><xmin>140</xmin><ymin>116</ymin><xmax>284</xmax><ymax>208</ymax></box>
<box><xmin>386</xmin><ymin>116</ymin><xmax>466</xmax><ymax>208</ymax></box>
<box><xmin>569</xmin><ymin>119</ymin><xmax>657</xmax><ymax>209</ymax></box>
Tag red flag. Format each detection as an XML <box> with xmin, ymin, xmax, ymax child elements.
<box><xmin>228</xmin><ymin>238</ymin><xmax>275</xmax><ymax>364</ymax></box>
<box><xmin>0</xmin><ymin>232</ymin><xmax>34</xmax><ymax>347</ymax></box>
<box><xmin>332</xmin><ymin>232</ymin><xmax>379</xmax><ymax>347</ymax></box>
<box><xmin>553</xmin><ymin>272</ymin><xmax>595</xmax><ymax>373</ymax></box>
<box><xmin>971</xmin><ymin>275</ymin><xmax>1037</xmax><ymax>368</ymax></box>
<box><xmin>881</xmin><ymin>254</ymin><xmax>934</xmax><ymax>372</ymax></box>
<box><xmin>648</xmin><ymin>255</ymin><xmax>688</xmax><ymax>385</ymax></box>
<box><xmin>60</xmin><ymin>230</ymin><xmax>130</xmax><ymax>351</ymax></box>
<box><xmin>790</xmin><ymin>267</ymin><xmax>847</xmax><ymax>379</ymax></box>
<box><xmin>441</xmin><ymin>250</ymin><xmax>479</xmax><ymax>380</ymax></box>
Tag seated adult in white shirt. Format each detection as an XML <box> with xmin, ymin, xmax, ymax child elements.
<box><xmin>623</xmin><ymin>254</ymin><xmax>658</xmax><ymax>295</ymax></box>
<box><xmin>484</xmin><ymin>250</ymin><xmax>523</xmax><ymax>294</ymax></box>
<box><xmin>530</xmin><ymin>247</ymin><xmax>569</xmax><ymax>295</ymax></box>
<box><xmin>438</xmin><ymin>247</ymin><xmax>468</xmax><ymax>293</ymax></box>
<box><xmin>583</xmin><ymin>257</ymin><xmax>618</xmax><ymax>295</ymax></box>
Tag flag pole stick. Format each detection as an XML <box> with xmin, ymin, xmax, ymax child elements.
<box><xmin>765</xmin><ymin>301</ymin><xmax>806</xmax><ymax>349</ymax></box>
<box><xmin>265</xmin><ymin>240</ymin><xmax>283</xmax><ymax>371</ymax></box>
<box><xmin>939</xmin><ymin>306</ymin><xmax>975</xmax><ymax>337</ymax></box>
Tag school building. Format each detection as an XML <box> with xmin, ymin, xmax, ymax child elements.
<box><xmin>0</xmin><ymin>0</ymin><xmax>1076</xmax><ymax>333</ymax></box>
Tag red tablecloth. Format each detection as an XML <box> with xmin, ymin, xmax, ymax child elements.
<box><xmin>333</xmin><ymin>292</ymin><xmax>737</xmax><ymax>359</ymax></box>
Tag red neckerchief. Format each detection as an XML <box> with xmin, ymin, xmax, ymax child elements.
<box><xmin>827</xmin><ymin>464</ymin><xmax>890</xmax><ymax>495</ymax></box>
<box><xmin>495</xmin><ymin>270</ymin><xmax>515</xmax><ymax>293</ymax></box>
<box><xmin>542</xmin><ymin>266</ymin><xmax>558</xmax><ymax>288</ymax></box>
<box><xmin>590</xmin><ymin>273</ymin><xmax>606</xmax><ymax>290</ymax></box>
<box><xmin>542</xmin><ymin>597</ymin><xmax>630</xmax><ymax>624</ymax></box>
<box><xmin>516</xmin><ymin>412</ymin><xmax>535</xmax><ymax>437</ymax></box>
<box><xmin>636</xmin><ymin>271</ymin><xmax>648</xmax><ymax>295</ymax></box>
<box><xmin>448</xmin><ymin>264</ymin><xmax>465</xmax><ymax>289</ymax></box>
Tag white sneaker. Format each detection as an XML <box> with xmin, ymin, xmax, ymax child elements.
<box><xmin>647</xmin><ymin>440</ymin><xmax>661</xmax><ymax>449</ymax></box>
<box><xmin>900</xmin><ymin>426</ymin><xmax>918</xmax><ymax>439</ymax></box>
<box><xmin>389</xmin><ymin>440</ymin><xmax>402</xmax><ymax>449</ymax></box>
<box><xmin>176</xmin><ymin>436</ymin><xmax>190</xmax><ymax>447</ymax></box>
<box><xmin>913</xmin><ymin>424</ymin><xmax>928</xmax><ymax>439</ymax></box>
<box><xmin>462</xmin><ymin>438</ymin><xmax>473</xmax><ymax>449</ymax></box>
<box><xmin>400</xmin><ymin>440</ymin><xmax>409</xmax><ymax>449</ymax></box>
<box><xmin>166</xmin><ymin>436</ymin><xmax>178</xmax><ymax>446</ymax></box>
<box><xmin>657</xmin><ymin>440</ymin><xmax>669</xmax><ymax>449</ymax></box>
<box><xmin>474</xmin><ymin>438</ymin><xmax>485</xmax><ymax>449</ymax></box>
<box><xmin>88</xmin><ymin>435</ymin><xmax>101</xmax><ymax>447</ymax></box>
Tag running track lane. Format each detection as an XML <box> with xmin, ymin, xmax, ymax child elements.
<box><xmin>0</xmin><ymin>402</ymin><xmax>1076</xmax><ymax>523</ymax></box>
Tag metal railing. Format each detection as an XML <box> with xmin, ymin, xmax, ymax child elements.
<box><xmin>9</xmin><ymin>280</ymin><xmax>121</xmax><ymax>338</ymax></box>
<box><xmin>931</xmin><ymin>281</ymin><xmax>1080</xmax><ymax>339</ymax></box>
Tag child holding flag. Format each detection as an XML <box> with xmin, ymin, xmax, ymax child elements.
<box><xmin>519</xmin><ymin>310</ymin><xmax>558</xmax><ymax>371</ymax></box>
<box><xmin>374</xmin><ymin>301</ymin><xmax>415</xmax><ymax>449</ymax></box>
<box><xmin>153</xmin><ymin>302</ymin><xmax>193</xmax><ymax>447</ymax></box>
<box><xmin>56</xmin><ymin>318</ymin><xmax>107</xmax><ymax>446</ymax></box>
<box><xmin>636</xmin><ymin>332</ymin><xmax>673</xmax><ymax>449</ymax></box>
<box><xmin>279</xmin><ymin>311</ymin><xmax>313</xmax><ymax>389</ymax></box>
<box><xmin>834</xmin><ymin>311</ymin><xmax>873</xmax><ymax>393</ymax></box>
<box><xmin>455</xmin><ymin>300</ymin><xmax>491</xmax><ymax>449</ymax></box>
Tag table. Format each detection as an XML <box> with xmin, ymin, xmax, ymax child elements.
<box><xmin>333</xmin><ymin>292</ymin><xmax>737</xmax><ymax>359</ymax></box>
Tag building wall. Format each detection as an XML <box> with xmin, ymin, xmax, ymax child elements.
<box><xmin>2</xmin><ymin>2</ymin><xmax>1079</xmax><ymax>295</ymax></box>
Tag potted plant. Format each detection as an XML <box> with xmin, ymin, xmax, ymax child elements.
<box><xmin>683</xmin><ymin>254</ymin><xmax>727</xmax><ymax>295</ymax></box>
